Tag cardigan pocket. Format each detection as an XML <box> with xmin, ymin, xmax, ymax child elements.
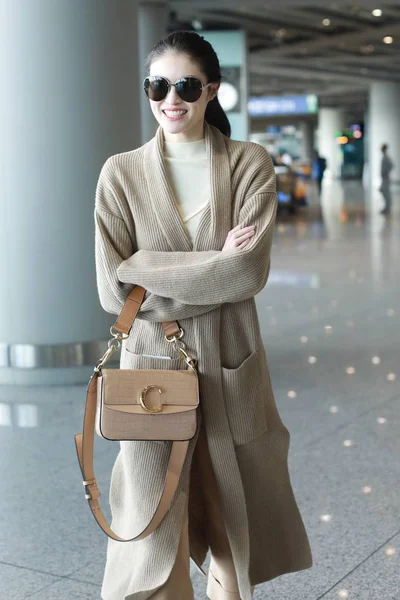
<box><xmin>221</xmin><ymin>349</ymin><xmax>268</xmax><ymax>447</ymax></box>
<box><xmin>122</xmin><ymin>346</ymin><xmax>185</xmax><ymax>371</ymax></box>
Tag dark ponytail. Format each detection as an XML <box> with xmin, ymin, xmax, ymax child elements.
<box><xmin>145</xmin><ymin>30</ymin><xmax>231</xmax><ymax>138</ymax></box>
<box><xmin>205</xmin><ymin>96</ymin><xmax>231</xmax><ymax>138</ymax></box>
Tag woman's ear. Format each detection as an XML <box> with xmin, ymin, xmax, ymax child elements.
<box><xmin>208</xmin><ymin>83</ymin><xmax>220</xmax><ymax>101</ymax></box>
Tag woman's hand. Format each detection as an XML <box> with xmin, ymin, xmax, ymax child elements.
<box><xmin>222</xmin><ymin>225</ymin><xmax>256</xmax><ymax>252</ymax></box>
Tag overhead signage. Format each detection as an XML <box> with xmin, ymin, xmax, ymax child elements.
<box><xmin>248</xmin><ymin>94</ymin><xmax>318</xmax><ymax>117</ymax></box>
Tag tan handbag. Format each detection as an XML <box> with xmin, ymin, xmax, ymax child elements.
<box><xmin>74</xmin><ymin>285</ymin><xmax>199</xmax><ymax>542</ymax></box>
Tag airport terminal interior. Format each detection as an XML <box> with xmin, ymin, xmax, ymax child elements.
<box><xmin>1</xmin><ymin>2</ymin><xmax>399</xmax><ymax>599</ymax></box>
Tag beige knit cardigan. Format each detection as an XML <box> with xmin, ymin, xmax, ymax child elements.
<box><xmin>94</xmin><ymin>122</ymin><xmax>313</xmax><ymax>600</ymax></box>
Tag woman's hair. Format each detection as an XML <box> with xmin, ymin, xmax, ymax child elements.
<box><xmin>145</xmin><ymin>30</ymin><xmax>231</xmax><ymax>138</ymax></box>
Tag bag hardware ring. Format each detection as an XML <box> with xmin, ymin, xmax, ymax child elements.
<box><xmin>139</xmin><ymin>385</ymin><xmax>163</xmax><ymax>413</ymax></box>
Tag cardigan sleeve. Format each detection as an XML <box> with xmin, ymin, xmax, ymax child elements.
<box><xmin>116</xmin><ymin>150</ymin><xmax>277</xmax><ymax>306</ymax></box>
<box><xmin>94</xmin><ymin>166</ymin><xmax>220</xmax><ymax>321</ymax></box>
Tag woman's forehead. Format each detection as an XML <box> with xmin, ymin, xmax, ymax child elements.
<box><xmin>149</xmin><ymin>52</ymin><xmax>204</xmax><ymax>80</ymax></box>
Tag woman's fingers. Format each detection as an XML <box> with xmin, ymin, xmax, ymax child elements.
<box><xmin>231</xmin><ymin>224</ymin><xmax>255</xmax><ymax>234</ymax></box>
<box><xmin>222</xmin><ymin>225</ymin><xmax>256</xmax><ymax>252</ymax></box>
<box><xmin>234</xmin><ymin>230</ymin><xmax>255</xmax><ymax>244</ymax></box>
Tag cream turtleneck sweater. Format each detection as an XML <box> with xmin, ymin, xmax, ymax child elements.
<box><xmin>163</xmin><ymin>138</ymin><xmax>210</xmax><ymax>245</ymax></box>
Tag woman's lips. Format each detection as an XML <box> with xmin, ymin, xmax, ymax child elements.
<box><xmin>162</xmin><ymin>110</ymin><xmax>188</xmax><ymax>121</ymax></box>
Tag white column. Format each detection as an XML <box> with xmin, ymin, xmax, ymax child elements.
<box><xmin>139</xmin><ymin>1</ymin><xmax>168</xmax><ymax>144</ymax></box>
<box><xmin>318</xmin><ymin>107</ymin><xmax>345</xmax><ymax>179</ymax></box>
<box><xmin>0</xmin><ymin>0</ymin><xmax>140</xmax><ymax>384</ymax></box>
<box><xmin>368</xmin><ymin>82</ymin><xmax>400</xmax><ymax>186</ymax></box>
<box><xmin>300</xmin><ymin>121</ymin><xmax>314</xmax><ymax>161</ymax></box>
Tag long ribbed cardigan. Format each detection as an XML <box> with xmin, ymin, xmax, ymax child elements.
<box><xmin>94</xmin><ymin>122</ymin><xmax>313</xmax><ymax>600</ymax></box>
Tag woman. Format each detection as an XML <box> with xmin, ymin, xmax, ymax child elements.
<box><xmin>95</xmin><ymin>30</ymin><xmax>312</xmax><ymax>600</ymax></box>
<box><xmin>379</xmin><ymin>143</ymin><xmax>394</xmax><ymax>215</ymax></box>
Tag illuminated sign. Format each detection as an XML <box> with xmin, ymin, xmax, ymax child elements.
<box><xmin>248</xmin><ymin>94</ymin><xmax>318</xmax><ymax>116</ymax></box>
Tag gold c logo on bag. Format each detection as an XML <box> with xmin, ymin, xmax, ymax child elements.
<box><xmin>139</xmin><ymin>385</ymin><xmax>163</xmax><ymax>413</ymax></box>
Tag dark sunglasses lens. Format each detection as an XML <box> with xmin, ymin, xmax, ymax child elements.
<box><xmin>144</xmin><ymin>77</ymin><xmax>169</xmax><ymax>101</ymax></box>
<box><xmin>176</xmin><ymin>78</ymin><xmax>203</xmax><ymax>102</ymax></box>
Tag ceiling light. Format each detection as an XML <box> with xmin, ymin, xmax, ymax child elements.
<box><xmin>320</xmin><ymin>514</ymin><xmax>332</xmax><ymax>522</ymax></box>
<box><xmin>383</xmin><ymin>36</ymin><xmax>393</xmax><ymax>44</ymax></box>
<box><xmin>361</xmin><ymin>44</ymin><xmax>375</xmax><ymax>54</ymax></box>
<box><xmin>372</xmin><ymin>9</ymin><xmax>383</xmax><ymax>17</ymax></box>
<box><xmin>322</xmin><ymin>18</ymin><xmax>331</xmax><ymax>26</ymax></box>
<box><xmin>191</xmin><ymin>19</ymin><xmax>203</xmax><ymax>31</ymax></box>
<box><xmin>337</xmin><ymin>135</ymin><xmax>349</xmax><ymax>144</ymax></box>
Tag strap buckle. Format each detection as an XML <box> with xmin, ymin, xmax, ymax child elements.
<box><xmin>94</xmin><ymin>326</ymin><xmax>130</xmax><ymax>373</ymax></box>
<box><xmin>176</xmin><ymin>345</ymin><xmax>197</xmax><ymax>372</ymax></box>
<box><xmin>82</xmin><ymin>478</ymin><xmax>101</xmax><ymax>501</ymax></box>
<box><xmin>165</xmin><ymin>327</ymin><xmax>197</xmax><ymax>373</ymax></box>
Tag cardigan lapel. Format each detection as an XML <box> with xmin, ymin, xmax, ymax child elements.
<box><xmin>144</xmin><ymin>126</ymin><xmax>192</xmax><ymax>251</ymax></box>
<box><xmin>195</xmin><ymin>123</ymin><xmax>232</xmax><ymax>252</ymax></box>
<box><xmin>144</xmin><ymin>123</ymin><xmax>232</xmax><ymax>253</ymax></box>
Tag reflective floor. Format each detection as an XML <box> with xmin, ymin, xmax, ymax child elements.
<box><xmin>0</xmin><ymin>180</ymin><xmax>399</xmax><ymax>600</ymax></box>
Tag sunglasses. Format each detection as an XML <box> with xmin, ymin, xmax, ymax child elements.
<box><xmin>143</xmin><ymin>75</ymin><xmax>213</xmax><ymax>103</ymax></box>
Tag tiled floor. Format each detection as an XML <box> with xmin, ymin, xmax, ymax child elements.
<box><xmin>0</xmin><ymin>180</ymin><xmax>399</xmax><ymax>600</ymax></box>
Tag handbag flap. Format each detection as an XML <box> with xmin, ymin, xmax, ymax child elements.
<box><xmin>98</xmin><ymin>368</ymin><xmax>199</xmax><ymax>414</ymax></box>
<box><xmin>104</xmin><ymin>404</ymin><xmax>196</xmax><ymax>415</ymax></box>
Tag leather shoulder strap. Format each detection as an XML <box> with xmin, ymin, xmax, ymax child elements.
<box><xmin>74</xmin><ymin>371</ymin><xmax>189</xmax><ymax>541</ymax></box>
<box><xmin>112</xmin><ymin>285</ymin><xmax>181</xmax><ymax>338</ymax></box>
<box><xmin>74</xmin><ymin>285</ymin><xmax>189</xmax><ymax>541</ymax></box>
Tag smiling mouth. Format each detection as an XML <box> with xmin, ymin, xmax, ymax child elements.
<box><xmin>162</xmin><ymin>110</ymin><xmax>188</xmax><ymax>118</ymax></box>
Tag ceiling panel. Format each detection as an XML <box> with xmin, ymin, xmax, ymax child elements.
<box><xmin>167</xmin><ymin>1</ymin><xmax>400</xmax><ymax>114</ymax></box>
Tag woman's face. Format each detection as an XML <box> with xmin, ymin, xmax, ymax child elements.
<box><xmin>148</xmin><ymin>51</ymin><xmax>219</xmax><ymax>143</ymax></box>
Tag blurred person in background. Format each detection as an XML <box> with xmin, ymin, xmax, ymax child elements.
<box><xmin>379</xmin><ymin>143</ymin><xmax>394</xmax><ymax>215</ymax></box>
<box><xmin>312</xmin><ymin>150</ymin><xmax>327</xmax><ymax>196</ymax></box>
<box><xmin>281</xmin><ymin>150</ymin><xmax>293</xmax><ymax>166</ymax></box>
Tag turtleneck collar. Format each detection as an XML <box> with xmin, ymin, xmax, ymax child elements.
<box><xmin>163</xmin><ymin>137</ymin><xmax>206</xmax><ymax>159</ymax></box>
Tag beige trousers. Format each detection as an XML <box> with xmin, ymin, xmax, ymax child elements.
<box><xmin>149</xmin><ymin>419</ymin><xmax>254</xmax><ymax>600</ymax></box>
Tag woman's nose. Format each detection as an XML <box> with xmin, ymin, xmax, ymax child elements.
<box><xmin>165</xmin><ymin>85</ymin><xmax>181</xmax><ymax>104</ymax></box>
